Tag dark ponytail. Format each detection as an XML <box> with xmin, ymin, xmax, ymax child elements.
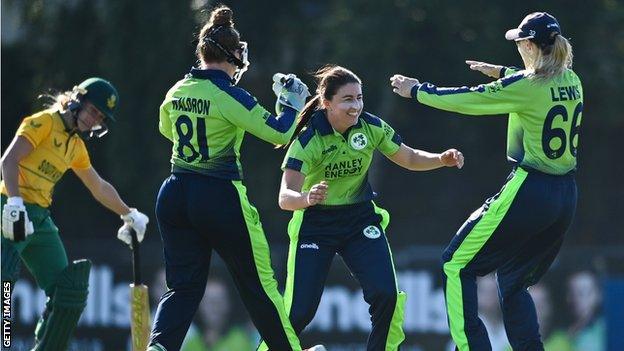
<box><xmin>281</xmin><ymin>95</ymin><xmax>321</xmax><ymax>149</ymax></box>
<box><xmin>281</xmin><ymin>65</ymin><xmax>361</xmax><ymax>149</ymax></box>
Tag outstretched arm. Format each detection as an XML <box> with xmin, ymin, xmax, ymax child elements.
<box><xmin>465</xmin><ymin>60</ymin><xmax>505</xmax><ymax>79</ymax></box>
<box><xmin>387</xmin><ymin>144</ymin><xmax>464</xmax><ymax>171</ymax></box>
<box><xmin>390</xmin><ymin>68</ymin><xmax>529</xmax><ymax>115</ymax></box>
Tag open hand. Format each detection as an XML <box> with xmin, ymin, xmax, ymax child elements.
<box><xmin>465</xmin><ymin>60</ymin><xmax>504</xmax><ymax>78</ymax></box>
<box><xmin>390</xmin><ymin>74</ymin><xmax>420</xmax><ymax>98</ymax></box>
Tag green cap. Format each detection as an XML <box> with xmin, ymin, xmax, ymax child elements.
<box><xmin>77</xmin><ymin>77</ymin><xmax>119</xmax><ymax>121</ymax></box>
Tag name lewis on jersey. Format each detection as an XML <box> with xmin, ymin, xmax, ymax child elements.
<box><xmin>550</xmin><ymin>85</ymin><xmax>581</xmax><ymax>102</ymax></box>
<box><xmin>172</xmin><ymin>97</ymin><xmax>211</xmax><ymax>114</ymax></box>
<box><xmin>325</xmin><ymin>158</ymin><xmax>363</xmax><ymax>179</ymax></box>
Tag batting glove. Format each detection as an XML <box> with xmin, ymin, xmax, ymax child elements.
<box><xmin>272</xmin><ymin>73</ymin><xmax>310</xmax><ymax>112</ymax></box>
<box><xmin>2</xmin><ymin>196</ymin><xmax>34</xmax><ymax>241</ymax></box>
<box><xmin>117</xmin><ymin>208</ymin><xmax>149</xmax><ymax>246</ymax></box>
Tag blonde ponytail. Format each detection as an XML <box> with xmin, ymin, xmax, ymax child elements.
<box><xmin>531</xmin><ymin>35</ymin><xmax>574</xmax><ymax>82</ymax></box>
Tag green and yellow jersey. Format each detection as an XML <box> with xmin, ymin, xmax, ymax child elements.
<box><xmin>282</xmin><ymin>110</ymin><xmax>402</xmax><ymax>206</ymax></box>
<box><xmin>0</xmin><ymin>109</ymin><xmax>91</xmax><ymax>207</ymax></box>
<box><xmin>413</xmin><ymin>68</ymin><xmax>583</xmax><ymax>175</ymax></box>
<box><xmin>159</xmin><ymin>68</ymin><xmax>298</xmax><ymax>180</ymax></box>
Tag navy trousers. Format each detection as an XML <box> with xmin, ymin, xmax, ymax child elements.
<box><xmin>149</xmin><ymin>173</ymin><xmax>299</xmax><ymax>351</ymax></box>
<box><xmin>280</xmin><ymin>201</ymin><xmax>406</xmax><ymax>351</ymax></box>
<box><xmin>441</xmin><ymin>167</ymin><xmax>577</xmax><ymax>351</ymax></box>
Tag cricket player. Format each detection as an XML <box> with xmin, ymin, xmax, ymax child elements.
<box><xmin>150</xmin><ymin>5</ymin><xmax>325</xmax><ymax>351</ymax></box>
<box><xmin>1</xmin><ymin>77</ymin><xmax>149</xmax><ymax>350</ymax></box>
<box><xmin>257</xmin><ymin>65</ymin><xmax>464</xmax><ymax>351</ymax></box>
<box><xmin>390</xmin><ymin>12</ymin><xmax>581</xmax><ymax>351</ymax></box>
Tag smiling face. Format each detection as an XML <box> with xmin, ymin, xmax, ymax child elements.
<box><xmin>76</xmin><ymin>101</ymin><xmax>106</xmax><ymax>132</ymax></box>
<box><xmin>323</xmin><ymin>82</ymin><xmax>363</xmax><ymax>133</ymax></box>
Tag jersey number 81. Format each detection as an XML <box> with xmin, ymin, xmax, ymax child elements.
<box><xmin>175</xmin><ymin>114</ymin><xmax>210</xmax><ymax>163</ymax></box>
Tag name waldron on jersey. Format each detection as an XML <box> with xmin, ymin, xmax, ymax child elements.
<box><xmin>324</xmin><ymin>158</ymin><xmax>363</xmax><ymax>179</ymax></box>
<box><xmin>550</xmin><ymin>85</ymin><xmax>581</xmax><ymax>102</ymax></box>
<box><xmin>171</xmin><ymin>97</ymin><xmax>211</xmax><ymax>114</ymax></box>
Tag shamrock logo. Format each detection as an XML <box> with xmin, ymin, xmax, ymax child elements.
<box><xmin>350</xmin><ymin>132</ymin><xmax>367</xmax><ymax>150</ymax></box>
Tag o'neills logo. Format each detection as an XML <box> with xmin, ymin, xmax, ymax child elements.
<box><xmin>300</xmin><ymin>243</ymin><xmax>319</xmax><ymax>250</ymax></box>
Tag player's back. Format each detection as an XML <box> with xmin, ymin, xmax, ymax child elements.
<box><xmin>508</xmin><ymin>69</ymin><xmax>583</xmax><ymax>175</ymax></box>
<box><xmin>159</xmin><ymin>68</ymin><xmax>298</xmax><ymax>180</ymax></box>
<box><xmin>159</xmin><ymin>70</ymin><xmax>253</xmax><ymax>180</ymax></box>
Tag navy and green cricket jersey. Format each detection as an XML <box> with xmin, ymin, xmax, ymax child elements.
<box><xmin>413</xmin><ymin>68</ymin><xmax>583</xmax><ymax>175</ymax></box>
<box><xmin>282</xmin><ymin>110</ymin><xmax>402</xmax><ymax>205</ymax></box>
<box><xmin>159</xmin><ymin>68</ymin><xmax>298</xmax><ymax>179</ymax></box>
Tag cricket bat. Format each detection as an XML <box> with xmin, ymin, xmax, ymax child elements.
<box><xmin>129</xmin><ymin>228</ymin><xmax>151</xmax><ymax>351</ymax></box>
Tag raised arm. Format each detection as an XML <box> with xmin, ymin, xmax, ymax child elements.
<box><xmin>218</xmin><ymin>75</ymin><xmax>309</xmax><ymax>145</ymax></box>
<box><xmin>386</xmin><ymin>144</ymin><xmax>464</xmax><ymax>171</ymax></box>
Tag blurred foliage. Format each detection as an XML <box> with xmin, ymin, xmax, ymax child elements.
<box><xmin>2</xmin><ymin>0</ymin><xmax>623</xmax><ymax>250</ymax></box>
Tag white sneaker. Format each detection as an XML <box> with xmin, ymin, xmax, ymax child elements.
<box><xmin>304</xmin><ymin>346</ymin><xmax>327</xmax><ymax>351</ymax></box>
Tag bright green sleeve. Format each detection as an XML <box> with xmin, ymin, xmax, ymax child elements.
<box><xmin>360</xmin><ymin>113</ymin><xmax>402</xmax><ymax>156</ymax></box>
<box><xmin>375</xmin><ymin>118</ymin><xmax>402</xmax><ymax>156</ymax></box>
<box><xmin>414</xmin><ymin>72</ymin><xmax>532</xmax><ymax>115</ymax></box>
<box><xmin>501</xmin><ymin>66</ymin><xmax>521</xmax><ymax>77</ymax></box>
<box><xmin>158</xmin><ymin>99</ymin><xmax>174</xmax><ymax>141</ymax></box>
<box><xmin>281</xmin><ymin>131</ymin><xmax>316</xmax><ymax>175</ymax></box>
<box><xmin>214</xmin><ymin>89</ymin><xmax>297</xmax><ymax>145</ymax></box>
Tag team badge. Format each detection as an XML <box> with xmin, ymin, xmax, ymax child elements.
<box><xmin>350</xmin><ymin>132</ymin><xmax>367</xmax><ymax>150</ymax></box>
<box><xmin>363</xmin><ymin>225</ymin><xmax>381</xmax><ymax>239</ymax></box>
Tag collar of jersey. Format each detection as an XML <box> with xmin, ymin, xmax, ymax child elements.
<box><xmin>311</xmin><ymin>109</ymin><xmax>363</xmax><ymax>137</ymax></box>
<box><xmin>189</xmin><ymin>67</ymin><xmax>234</xmax><ymax>84</ymax></box>
<box><xmin>52</xmin><ymin>109</ymin><xmax>78</xmax><ymax>138</ymax></box>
